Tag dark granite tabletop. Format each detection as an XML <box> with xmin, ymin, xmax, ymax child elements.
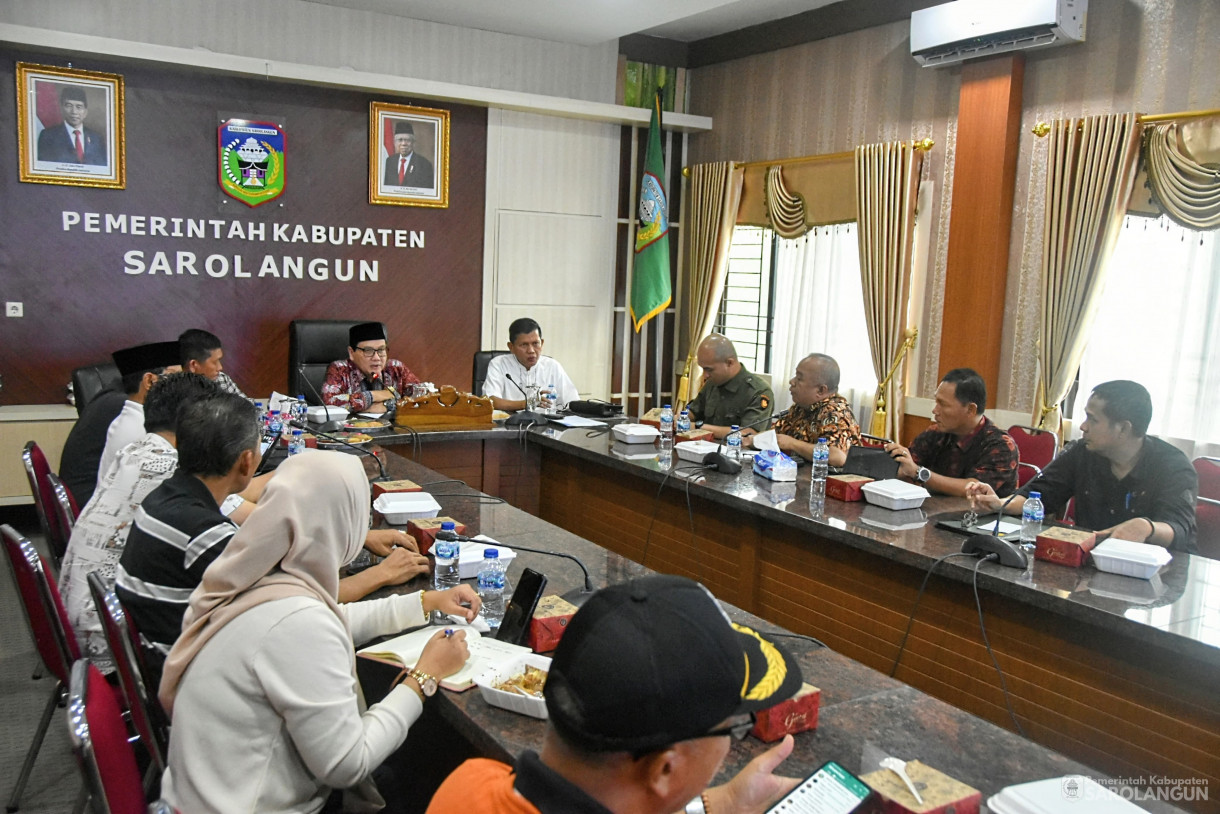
<box><xmin>357</xmin><ymin>449</ymin><xmax>1181</xmax><ymax>811</ymax></box>
<box><xmin>361</xmin><ymin>420</ymin><xmax>1220</xmax><ymax>669</ymax></box>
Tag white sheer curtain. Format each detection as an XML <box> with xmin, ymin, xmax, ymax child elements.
<box><xmin>770</xmin><ymin>223</ymin><xmax>877</xmax><ymax>422</ymax></box>
<box><xmin>1072</xmin><ymin>215</ymin><xmax>1220</xmax><ymax>459</ymax></box>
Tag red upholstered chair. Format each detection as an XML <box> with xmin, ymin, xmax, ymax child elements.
<box><xmin>22</xmin><ymin>441</ymin><xmax>69</xmax><ymax>568</ymax></box>
<box><xmin>48</xmin><ymin>471</ymin><xmax>80</xmax><ymax>540</ymax></box>
<box><xmin>87</xmin><ymin>572</ymin><xmax>170</xmax><ymax>777</ymax></box>
<box><xmin>1008</xmin><ymin>425</ymin><xmax>1059</xmax><ymax>487</ymax></box>
<box><xmin>66</xmin><ymin>659</ymin><xmax>148</xmax><ymax>814</ymax></box>
<box><xmin>1</xmin><ymin>524</ymin><xmax>82</xmax><ymax>812</ymax></box>
<box><xmin>1193</xmin><ymin>457</ymin><xmax>1220</xmax><ymax>561</ymax></box>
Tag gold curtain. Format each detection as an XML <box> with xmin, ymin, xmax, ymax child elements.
<box><xmin>678</xmin><ymin>161</ymin><xmax>744</xmax><ymax>407</ymax></box>
<box><xmin>854</xmin><ymin>141</ymin><xmax>921</xmax><ymax>440</ymax></box>
<box><xmin>764</xmin><ymin>166</ymin><xmax>811</xmax><ymax>239</ymax></box>
<box><xmin>1036</xmin><ymin>113</ymin><xmax>1143</xmax><ymax>430</ymax></box>
<box><xmin>1144</xmin><ymin>117</ymin><xmax>1220</xmax><ymax>230</ymax></box>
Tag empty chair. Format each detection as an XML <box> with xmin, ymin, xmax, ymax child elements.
<box><xmin>87</xmin><ymin>573</ymin><xmax>169</xmax><ymax>777</ymax></box>
<box><xmin>47</xmin><ymin>471</ymin><xmax>80</xmax><ymax>541</ymax></box>
<box><xmin>1194</xmin><ymin>457</ymin><xmax>1220</xmax><ymax>561</ymax></box>
<box><xmin>66</xmin><ymin>659</ymin><xmax>148</xmax><ymax>814</ymax></box>
<box><xmin>472</xmin><ymin>350</ymin><xmax>510</xmax><ymax>397</ymax></box>
<box><xmin>21</xmin><ymin>441</ymin><xmax>69</xmax><ymax>568</ymax></box>
<box><xmin>2</xmin><ymin>524</ymin><xmax>81</xmax><ymax>812</ymax></box>
<box><xmin>1008</xmin><ymin>425</ymin><xmax>1059</xmax><ymax>487</ymax></box>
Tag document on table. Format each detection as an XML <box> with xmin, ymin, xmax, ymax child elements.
<box><xmin>358</xmin><ymin>626</ymin><xmax>530</xmax><ymax>691</ymax></box>
<box><xmin>550</xmin><ymin>415</ymin><xmax>606</xmax><ymax>428</ymax></box>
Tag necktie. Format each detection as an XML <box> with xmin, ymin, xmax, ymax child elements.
<box><xmin>74</xmin><ymin>130</ymin><xmax>84</xmax><ymax>163</ymax></box>
<box><xmin>398</xmin><ymin>156</ymin><xmax>406</xmax><ymax>185</ymax></box>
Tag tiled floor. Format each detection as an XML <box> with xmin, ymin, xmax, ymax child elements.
<box><xmin>1</xmin><ymin>507</ymin><xmax>83</xmax><ymax>813</ymax></box>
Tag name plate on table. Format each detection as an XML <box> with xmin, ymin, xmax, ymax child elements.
<box><xmin>395</xmin><ymin>386</ymin><xmax>493</xmax><ymax>428</ymax></box>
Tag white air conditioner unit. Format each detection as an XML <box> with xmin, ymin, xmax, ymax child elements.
<box><xmin>911</xmin><ymin>0</ymin><xmax>1086</xmax><ymax>68</ymax></box>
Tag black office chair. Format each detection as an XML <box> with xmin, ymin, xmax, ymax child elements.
<box><xmin>288</xmin><ymin>319</ymin><xmax>386</xmax><ymax>405</ymax></box>
<box><xmin>472</xmin><ymin>350</ymin><xmax>510</xmax><ymax>397</ymax></box>
<box><xmin>71</xmin><ymin>362</ymin><xmax>122</xmax><ymax>415</ymax></box>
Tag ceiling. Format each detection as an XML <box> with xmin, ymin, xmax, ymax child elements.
<box><xmin>302</xmin><ymin>0</ymin><xmax>847</xmax><ymax>46</ymax></box>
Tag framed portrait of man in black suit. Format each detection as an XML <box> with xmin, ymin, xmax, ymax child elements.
<box><xmin>369</xmin><ymin>101</ymin><xmax>449</xmax><ymax>208</ymax></box>
<box><xmin>17</xmin><ymin>62</ymin><xmax>125</xmax><ymax>189</ymax></box>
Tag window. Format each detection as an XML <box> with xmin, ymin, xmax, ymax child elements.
<box><xmin>1072</xmin><ymin>215</ymin><xmax>1220</xmax><ymax>457</ymax></box>
<box><xmin>713</xmin><ymin>226</ymin><xmax>776</xmax><ymax>374</ymax></box>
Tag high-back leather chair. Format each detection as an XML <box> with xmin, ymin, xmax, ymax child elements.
<box><xmin>472</xmin><ymin>350</ymin><xmax>510</xmax><ymax>397</ymax></box>
<box><xmin>288</xmin><ymin>320</ymin><xmax>385</xmax><ymax>405</ymax></box>
<box><xmin>72</xmin><ymin>362</ymin><xmax>123</xmax><ymax>416</ymax></box>
<box><xmin>1194</xmin><ymin>456</ymin><xmax>1220</xmax><ymax>561</ymax></box>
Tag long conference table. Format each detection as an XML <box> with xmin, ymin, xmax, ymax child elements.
<box><xmin>349</xmin><ymin>419</ymin><xmax>1217</xmax><ymax>811</ymax></box>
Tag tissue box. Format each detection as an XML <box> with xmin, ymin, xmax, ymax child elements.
<box><xmin>371</xmin><ymin>479</ymin><xmax>422</xmax><ymax>497</ymax></box>
<box><xmin>407</xmin><ymin>516</ymin><xmax>466</xmax><ymax>555</ymax></box>
<box><xmin>528</xmin><ymin>595</ymin><xmax>579</xmax><ymax>653</ymax></box>
<box><xmin>860</xmin><ymin>760</ymin><xmax>980</xmax><ymax>814</ymax></box>
<box><xmin>676</xmin><ymin>429</ymin><xmax>714</xmax><ymax>443</ymax></box>
<box><xmin>752</xmin><ymin>449</ymin><xmax>797</xmax><ymax>482</ymax></box>
<box><xmin>1035</xmin><ymin>526</ymin><xmax>1097</xmax><ymax>567</ymax></box>
<box><xmin>750</xmin><ymin>683</ymin><xmax>820</xmax><ymax>742</ymax></box>
<box><xmin>827</xmin><ymin>474</ymin><xmax>873</xmax><ymax>502</ymax></box>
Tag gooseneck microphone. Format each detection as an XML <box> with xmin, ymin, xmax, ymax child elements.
<box><xmin>295</xmin><ymin>364</ymin><xmax>329</xmax><ymax>407</ymax></box>
<box><xmin>961</xmin><ymin>492</ymin><xmax>1028</xmax><ymax>568</ymax></box>
<box><xmin>287</xmin><ymin>418</ymin><xmax>388</xmax><ymax>481</ymax></box>
<box><xmin>435</xmin><ymin>530</ymin><xmax>596</xmax><ymax>605</ymax></box>
<box><xmin>503</xmin><ymin>373</ymin><xmax>551</xmax><ymax>426</ymax></box>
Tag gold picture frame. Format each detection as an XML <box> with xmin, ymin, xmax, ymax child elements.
<box><xmin>16</xmin><ymin>62</ymin><xmax>125</xmax><ymax>189</ymax></box>
<box><xmin>369</xmin><ymin>101</ymin><xmax>449</xmax><ymax>208</ymax></box>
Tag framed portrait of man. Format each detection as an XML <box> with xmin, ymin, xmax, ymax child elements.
<box><xmin>16</xmin><ymin>62</ymin><xmax>125</xmax><ymax>189</ymax></box>
<box><xmin>369</xmin><ymin>102</ymin><xmax>449</xmax><ymax>208</ymax></box>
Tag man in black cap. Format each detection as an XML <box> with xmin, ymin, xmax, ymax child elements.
<box><xmin>36</xmin><ymin>84</ymin><xmax>107</xmax><ymax>165</ymax></box>
<box><xmin>59</xmin><ymin>340</ymin><xmax>181</xmax><ymax>507</ymax></box>
<box><xmin>321</xmin><ymin>322</ymin><xmax>421</xmax><ymax>414</ymax></box>
<box><xmin>427</xmin><ymin>575</ymin><xmax>805</xmax><ymax>814</ymax></box>
<box><xmin>382</xmin><ymin>120</ymin><xmax>435</xmax><ymax>190</ymax></box>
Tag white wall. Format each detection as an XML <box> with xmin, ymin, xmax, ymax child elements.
<box><xmin>482</xmin><ymin>109</ymin><xmax>619</xmax><ymax>399</ymax></box>
<box><xmin>0</xmin><ymin>0</ymin><xmax>618</xmax><ymax>103</ymax></box>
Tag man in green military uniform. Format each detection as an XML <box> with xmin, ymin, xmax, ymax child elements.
<box><xmin>686</xmin><ymin>334</ymin><xmax>774</xmax><ymax>439</ymax></box>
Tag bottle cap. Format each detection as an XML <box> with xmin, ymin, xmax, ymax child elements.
<box><xmin>483</xmin><ymin>548</ymin><xmax>500</xmax><ymax>558</ymax></box>
<box><xmin>731</xmin><ymin>425</ymin><xmax>740</xmax><ymax>430</ymax></box>
<box><xmin>664</xmin><ymin>404</ymin><xmax>671</xmax><ymax>408</ymax></box>
<box><xmin>1029</xmin><ymin>491</ymin><xmax>1041</xmax><ymax>499</ymax></box>
<box><xmin>441</xmin><ymin>521</ymin><xmax>456</xmax><ymax>530</ymax></box>
<box><xmin>817</xmin><ymin>437</ymin><xmax>827</xmax><ymax>443</ymax></box>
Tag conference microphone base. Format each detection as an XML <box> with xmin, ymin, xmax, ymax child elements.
<box><xmin>560</xmin><ymin>586</ymin><xmax>596</xmax><ymax>608</ymax></box>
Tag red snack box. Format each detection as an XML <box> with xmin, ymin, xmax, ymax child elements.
<box><xmin>639</xmin><ymin>407</ymin><xmax>664</xmax><ymax>429</ymax></box>
<box><xmin>1035</xmin><ymin>526</ymin><xmax>1097</xmax><ymax>568</ymax></box>
<box><xmin>676</xmin><ymin>429</ymin><xmax>714</xmax><ymax>443</ymax></box>
<box><xmin>371</xmin><ymin>479</ymin><xmax>422</xmax><ymax>497</ymax></box>
<box><xmin>527</xmin><ymin>595</ymin><xmax>579</xmax><ymax>653</ymax></box>
<box><xmin>827</xmin><ymin>474</ymin><xmax>873</xmax><ymax>502</ymax></box>
<box><xmin>861</xmin><ymin>760</ymin><xmax>981</xmax><ymax>814</ymax></box>
<box><xmin>406</xmin><ymin>516</ymin><xmax>466</xmax><ymax>555</ymax></box>
<box><xmin>750</xmin><ymin>682</ymin><xmax>820</xmax><ymax>743</ymax></box>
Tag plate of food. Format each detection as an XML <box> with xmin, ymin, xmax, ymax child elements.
<box><xmin>316</xmin><ymin>432</ymin><xmax>375</xmax><ymax>447</ymax></box>
<box><xmin>343</xmin><ymin>418</ymin><xmax>390</xmax><ymax>431</ymax></box>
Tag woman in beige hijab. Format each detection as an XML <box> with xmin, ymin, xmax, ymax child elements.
<box><xmin>159</xmin><ymin>450</ymin><xmax>479</xmax><ymax>814</ymax></box>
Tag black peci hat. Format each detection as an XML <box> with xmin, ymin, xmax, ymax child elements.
<box><xmin>393</xmin><ymin>120</ymin><xmax>415</xmax><ymax>136</ymax></box>
<box><xmin>544</xmin><ymin>575</ymin><xmax>802</xmax><ymax>754</ymax></box>
<box><xmin>348</xmin><ymin>322</ymin><xmax>387</xmax><ymax>347</ymax></box>
<box><xmin>111</xmin><ymin>341</ymin><xmax>181</xmax><ymax>378</ymax></box>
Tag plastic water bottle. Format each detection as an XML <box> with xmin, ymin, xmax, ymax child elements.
<box><xmin>477</xmin><ymin>549</ymin><xmax>507</xmax><ymax>629</ymax></box>
<box><xmin>254</xmin><ymin>401</ymin><xmax>266</xmax><ymax>425</ymax></box>
<box><xmin>544</xmin><ymin>384</ymin><xmax>558</xmax><ymax>412</ymax></box>
<box><xmin>660</xmin><ymin>404</ymin><xmax>674</xmax><ymax>440</ymax></box>
<box><xmin>288</xmin><ymin>429</ymin><xmax>304</xmax><ymax>455</ymax></box>
<box><xmin>433</xmin><ymin>521</ymin><xmax>461</xmax><ymax>591</ymax></box>
<box><xmin>1021</xmin><ymin>491</ymin><xmax>1044</xmax><ymax>550</ymax></box>
<box><xmin>726</xmin><ymin>425</ymin><xmax>743</xmax><ymax>458</ymax></box>
<box><xmin>294</xmin><ymin>395</ymin><xmax>308</xmax><ymax>424</ymax></box>
<box><xmin>677</xmin><ymin>409</ymin><xmax>691</xmax><ymax>434</ymax></box>
<box><xmin>810</xmin><ymin>437</ymin><xmax>829</xmax><ymax>509</ymax></box>
<box><xmin>268</xmin><ymin>409</ymin><xmax>283</xmax><ymax>441</ymax></box>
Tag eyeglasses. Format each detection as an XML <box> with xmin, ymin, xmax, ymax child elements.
<box><xmin>703</xmin><ymin>712</ymin><xmax>755</xmax><ymax>742</ymax></box>
<box><xmin>355</xmin><ymin>346</ymin><xmax>389</xmax><ymax>358</ymax></box>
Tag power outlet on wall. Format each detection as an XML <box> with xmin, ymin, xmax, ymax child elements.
<box><xmin>5</xmin><ymin>302</ymin><xmax>22</xmax><ymax>317</ymax></box>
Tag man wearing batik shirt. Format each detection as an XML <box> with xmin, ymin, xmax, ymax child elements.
<box><xmin>885</xmin><ymin>368</ymin><xmax>1019</xmax><ymax>497</ymax></box>
<box><xmin>322</xmin><ymin>322</ymin><xmax>421</xmax><ymax>414</ymax></box>
<box><xmin>760</xmin><ymin>354</ymin><xmax>860</xmax><ymax>467</ymax></box>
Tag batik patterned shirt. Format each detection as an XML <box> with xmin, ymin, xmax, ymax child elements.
<box><xmin>773</xmin><ymin>395</ymin><xmax>862</xmax><ymax>452</ymax></box>
<box><xmin>321</xmin><ymin>359</ymin><xmax>420</xmax><ymax>412</ymax></box>
<box><xmin>909</xmin><ymin>415</ymin><xmax>1019</xmax><ymax>497</ymax></box>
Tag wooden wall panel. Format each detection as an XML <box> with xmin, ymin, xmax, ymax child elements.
<box><xmin>0</xmin><ymin>48</ymin><xmax>486</xmax><ymax>404</ymax></box>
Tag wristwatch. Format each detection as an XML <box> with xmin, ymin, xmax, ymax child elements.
<box><xmin>916</xmin><ymin>466</ymin><xmax>931</xmax><ymax>484</ymax></box>
<box><xmin>405</xmin><ymin>668</ymin><xmax>438</xmax><ymax>697</ymax></box>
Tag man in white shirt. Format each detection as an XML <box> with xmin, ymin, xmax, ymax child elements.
<box><xmin>482</xmin><ymin>318</ymin><xmax>579</xmax><ymax>411</ymax></box>
<box><xmin>97</xmin><ymin>341</ymin><xmax>182</xmax><ymax>479</ymax></box>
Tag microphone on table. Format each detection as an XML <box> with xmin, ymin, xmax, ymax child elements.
<box><xmin>961</xmin><ymin>492</ymin><xmax>1028</xmax><ymax>568</ymax></box>
<box><xmin>295</xmin><ymin>365</ymin><xmax>346</xmax><ymax>431</ymax></box>
<box><xmin>436</xmin><ymin>530</ymin><xmax>596</xmax><ymax>606</ymax></box>
<box><xmin>287</xmin><ymin>418</ymin><xmax>388</xmax><ymax>481</ymax></box>
<box><xmin>504</xmin><ymin>374</ymin><xmax>551</xmax><ymax>427</ymax></box>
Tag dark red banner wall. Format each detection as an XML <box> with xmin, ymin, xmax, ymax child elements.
<box><xmin>0</xmin><ymin>48</ymin><xmax>487</xmax><ymax>404</ymax></box>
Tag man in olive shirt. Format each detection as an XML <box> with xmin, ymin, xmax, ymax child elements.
<box><xmin>686</xmin><ymin>335</ymin><xmax>773</xmax><ymax>440</ymax></box>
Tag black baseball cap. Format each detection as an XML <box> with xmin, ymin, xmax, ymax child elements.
<box><xmin>544</xmin><ymin>575</ymin><xmax>802</xmax><ymax>754</ymax></box>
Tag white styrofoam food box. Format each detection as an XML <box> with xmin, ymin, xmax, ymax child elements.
<box><xmin>458</xmin><ymin>541</ymin><xmax>517</xmax><ymax>580</ymax></box>
<box><xmin>372</xmin><ymin>492</ymin><xmax>441</xmax><ymax>524</ymax></box>
<box><xmin>475</xmin><ymin>653</ymin><xmax>552</xmax><ymax>719</ymax></box>
<box><xmin>611</xmin><ymin>423</ymin><xmax>660</xmax><ymax>444</ymax></box>
<box><xmin>1090</xmin><ymin>538</ymin><xmax>1172</xmax><ymax>579</ymax></box>
<box><xmin>860</xmin><ymin>479</ymin><xmax>930</xmax><ymax>511</ymax></box>
<box><xmin>675</xmin><ymin>439</ymin><xmax>721</xmax><ymax>463</ymax></box>
<box><xmin>306</xmin><ymin>405</ymin><xmax>347</xmax><ymax>422</ymax></box>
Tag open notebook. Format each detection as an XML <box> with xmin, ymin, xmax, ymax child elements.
<box><xmin>358</xmin><ymin>626</ymin><xmax>531</xmax><ymax>692</ymax></box>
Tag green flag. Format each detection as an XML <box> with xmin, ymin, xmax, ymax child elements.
<box><xmin>630</xmin><ymin>92</ymin><xmax>671</xmax><ymax>332</ymax></box>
